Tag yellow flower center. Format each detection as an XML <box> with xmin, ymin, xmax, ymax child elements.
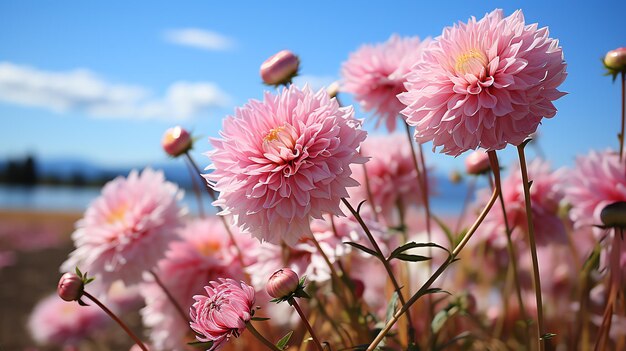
<box><xmin>264</xmin><ymin>126</ymin><xmax>285</xmax><ymax>142</ymax></box>
<box><xmin>455</xmin><ymin>49</ymin><xmax>488</xmax><ymax>75</ymax></box>
<box><xmin>106</xmin><ymin>204</ymin><xmax>127</xmax><ymax>224</ymax></box>
<box><xmin>197</xmin><ymin>240</ymin><xmax>222</xmax><ymax>257</ymax></box>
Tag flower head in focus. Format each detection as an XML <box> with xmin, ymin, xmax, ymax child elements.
<box><xmin>141</xmin><ymin>217</ymin><xmax>255</xmax><ymax>350</ymax></box>
<box><xmin>205</xmin><ymin>85</ymin><xmax>367</xmax><ymax>245</ymax></box>
<box><xmin>189</xmin><ymin>278</ymin><xmax>256</xmax><ymax>351</ymax></box>
<box><xmin>61</xmin><ymin>168</ymin><xmax>186</xmax><ymax>293</ymax></box>
<box><xmin>342</xmin><ymin>34</ymin><xmax>430</xmax><ymax>132</ymax></box>
<box><xmin>399</xmin><ymin>9</ymin><xmax>567</xmax><ymax>155</ymax></box>
<box><xmin>604</xmin><ymin>47</ymin><xmax>626</xmax><ymax>80</ymax></box>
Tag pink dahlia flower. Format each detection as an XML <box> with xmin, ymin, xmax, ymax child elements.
<box><xmin>399</xmin><ymin>9</ymin><xmax>567</xmax><ymax>156</ymax></box>
<box><xmin>565</xmin><ymin>150</ymin><xmax>626</xmax><ymax>236</ymax></box>
<box><xmin>476</xmin><ymin>159</ymin><xmax>567</xmax><ymax>247</ymax></box>
<box><xmin>342</xmin><ymin>34</ymin><xmax>430</xmax><ymax>132</ymax></box>
<box><xmin>205</xmin><ymin>85</ymin><xmax>367</xmax><ymax>245</ymax></box>
<box><xmin>28</xmin><ymin>293</ymin><xmax>110</xmax><ymax>347</ymax></box>
<box><xmin>141</xmin><ymin>217</ymin><xmax>254</xmax><ymax>351</ymax></box>
<box><xmin>61</xmin><ymin>168</ymin><xmax>185</xmax><ymax>292</ymax></box>
<box><xmin>349</xmin><ymin>134</ymin><xmax>426</xmax><ymax>227</ymax></box>
<box><xmin>189</xmin><ymin>278</ymin><xmax>255</xmax><ymax>351</ymax></box>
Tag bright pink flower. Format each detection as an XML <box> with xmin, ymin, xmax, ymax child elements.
<box><xmin>141</xmin><ymin>217</ymin><xmax>254</xmax><ymax>351</ymax></box>
<box><xmin>476</xmin><ymin>159</ymin><xmax>567</xmax><ymax>247</ymax></box>
<box><xmin>565</xmin><ymin>150</ymin><xmax>626</xmax><ymax>236</ymax></box>
<box><xmin>205</xmin><ymin>85</ymin><xmax>367</xmax><ymax>245</ymax></box>
<box><xmin>28</xmin><ymin>293</ymin><xmax>110</xmax><ymax>347</ymax></box>
<box><xmin>342</xmin><ymin>34</ymin><xmax>430</xmax><ymax>132</ymax></box>
<box><xmin>349</xmin><ymin>134</ymin><xmax>425</xmax><ymax>227</ymax></box>
<box><xmin>61</xmin><ymin>168</ymin><xmax>185</xmax><ymax>292</ymax></box>
<box><xmin>189</xmin><ymin>279</ymin><xmax>255</xmax><ymax>351</ymax></box>
<box><xmin>399</xmin><ymin>9</ymin><xmax>567</xmax><ymax>156</ymax></box>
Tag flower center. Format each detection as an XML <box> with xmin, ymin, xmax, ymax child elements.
<box><xmin>264</xmin><ymin>126</ymin><xmax>285</xmax><ymax>142</ymax></box>
<box><xmin>455</xmin><ymin>49</ymin><xmax>488</xmax><ymax>75</ymax></box>
<box><xmin>106</xmin><ymin>204</ymin><xmax>128</xmax><ymax>224</ymax></box>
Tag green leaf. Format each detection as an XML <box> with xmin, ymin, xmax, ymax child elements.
<box><xmin>187</xmin><ymin>340</ymin><xmax>214</xmax><ymax>348</ymax></box>
<box><xmin>385</xmin><ymin>291</ymin><xmax>399</xmax><ymax>324</ymax></box>
<box><xmin>344</xmin><ymin>241</ymin><xmax>379</xmax><ymax>258</ymax></box>
<box><xmin>75</xmin><ymin>267</ymin><xmax>82</xmax><ymax>278</ymax></box>
<box><xmin>251</xmin><ymin>317</ymin><xmax>270</xmax><ymax>321</ymax></box>
<box><xmin>391</xmin><ymin>253</ymin><xmax>431</xmax><ymax>262</ymax></box>
<box><xmin>540</xmin><ymin>333</ymin><xmax>557</xmax><ymax>340</ymax></box>
<box><xmin>276</xmin><ymin>330</ymin><xmax>294</xmax><ymax>350</ymax></box>
<box><xmin>388</xmin><ymin>242</ymin><xmax>449</xmax><ymax>260</ymax></box>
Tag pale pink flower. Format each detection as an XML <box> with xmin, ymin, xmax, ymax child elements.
<box><xmin>342</xmin><ymin>34</ymin><xmax>430</xmax><ymax>131</ymax></box>
<box><xmin>565</xmin><ymin>150</ymin><xmax>626</xmax><ymax>236</ymax></box>
<box><xmin>61</xmin><ymin>168</ymin><xmax>185</xmax><ymax>292</ymax></box>
<box><xmin>190</xmin><ymin>279</ymin><xmax>255</xmax><ymax>351</ymax></box>
<box><xmin>399</xmin><ymin>9</ymin><xmax>567</xmax><ymax>156</ymax></box>
<box><xmin>141</xmin><ymin>217</ymin><xmax>253</xmax><ymax>351</ymax></box>
<box><xmin>349</xmin><ymin>134</ymin><xmax>425</xmax><ymax>226</ymax></box>
<box><xmin>475</xmin><ymin>159</ymin><xmax>567</xmax><ymax>247</ymax></box>
<box><xmin>205</xmin><ymin>85</ymin><xmax>367</xmax><ymax>245</ymax></box>
<box><xmin>28</xmin><ymin>293</ymin><xmax>110</xmax><ymax>347</ymax></box>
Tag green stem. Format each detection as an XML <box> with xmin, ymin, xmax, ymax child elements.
<box><xmin>619</xmin><ymin>72</ymin><xmax>626</xmax><ymax>162</ymax></box>
<box><xmin>246</xmin><ymin>322</ymin><xmax>282</xmax><ymax>351</ymax></box>
<box><xmin>492</xmin><ymin>151</ymin><xmax>529</xmax><ymax>346</ymax></box>
<box><xmin>183</xmin><ymin>153</ymin><xmax>205</xmax><ymax>218</ymax></box>
<box><xmin>341</xmin><ymin>198</ymin><xmax>416</xmax><ymax>340</ymax></box>
<box><xmin>366</xmin><ymin>151</ymin><xmax>502</xmax><ymax>351</ymax></box>
<box><xmin>290</xmin><ymin>298</ymin><xmax>325</xmax><ymax>351</ymax></box>
<box><xmin>517</xmin><ymin>143</ymin><xmax>545</xmax><ymax>351</ymax></box>
<box><xmin>82</xmin><ymin>291</ymin><xmax>148</xmax><ymax>351</ymax></box>
<box><xmin>185</xmin><ymin>151</ymin><xmax>246</xmax><ymax>267</ymax></box>
<box><xmin>149</xmin><ymin>269</ymin><xmax>189</xmax><ymax>325</ymax></box>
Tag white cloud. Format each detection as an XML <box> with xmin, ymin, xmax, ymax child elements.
<box><xmin>163</xmin><ymin>28</ymin><xmax>235</xmax><ymax>51</ymax></box>
<box><xmin>0</xmin><ymin>62</ymin><xmax>232</xmax><ymax>120</ymax></box>
<box><xmin>292</xmin><ymin>74</ymin><xmax>337</xmax><ymax>92</ymax></box>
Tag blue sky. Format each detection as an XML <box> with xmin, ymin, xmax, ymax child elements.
<box><xmin>1</xmin><ymin>1</ymin><xmax>625</xmax><ymax>174</ymax></box>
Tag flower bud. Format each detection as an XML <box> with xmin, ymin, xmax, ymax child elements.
<box><xmin>600</xmin><ymin>201</ymin><xmax>626</xmax><ymax>229</ymax></box>
<box><xmin>604</xmin><ymin>47</ymin><xmax>626</xmax><ymax>72</ymax></box>
<box><xmin>260</xmin><ymin>50</ymin><xmax>300</xmax><ymax>86</ymax></box>
<box><xmin>465</xmin><ymin>150</ymin><xmax>491</xmax><ymax>175</ymax></box>
<box><xmin>162</xmin><ymin>126</ymin><xmax>192</xmax><ymax>157</ymax></box>
<box><xmin>326</xmin><ymin>81</ymin><xmax>340</xmax><ymax>99</ymax></box>
<box><xmin>350</xmin><ymin>279</ymin><xmax>365</xmax><ymax>300</ymax></box>
<box><xmin>57</xmin><ymin>272</ymin><xmax>84</xmax><ymax>302</ymax></box>
<box><xmin>266</xmin><ymin>268</ymin><xmax>300</xmax><ymax>299</ymax></box>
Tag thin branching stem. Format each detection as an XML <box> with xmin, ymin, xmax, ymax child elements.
<box><xmin>83</xmin><ymin>291</ymin><xmax>148</xmax><ymax>351</ymax></box>
<box><xmin>366</xmin><ymin>151</ymin><xmax>502</xmax><ymax>351</ymax></box>
<box><xmin>517</xmin><ymin>143</ymin><xmax>546</xmax><ymax>351</ymax></box>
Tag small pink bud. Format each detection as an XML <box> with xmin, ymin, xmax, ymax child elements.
<box><xmin>604</xmin><ymin>47</ymin><xmax>626</xmax><ymax>72</ymax></box>
<box><xmin>464</xmin><ymin>150</ymin><xmax>491</xmax><ymax>175</ymax></box>
<box><xmin>266</xmin><ymin>268</ymin><xmax>300</xmax><ymax>299</ymax></box>
<box><xmin>260</xmin><ymin>50</ymin><xmax>300</xmax><ymax>86</ymax></box>
<box><xmin>600</xmin><ymin>201</ymin><xmax>626</xmax><ymax>229</ymax></box>
<box><xmin>161</xmin><ymin>126</ymin><xmax>192</xmax><ymax>157</ymax></box>
<box><xmin>57</xmin><ymin>272</ymin><xmax>84</xmax><ymax>302</ymax></box>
